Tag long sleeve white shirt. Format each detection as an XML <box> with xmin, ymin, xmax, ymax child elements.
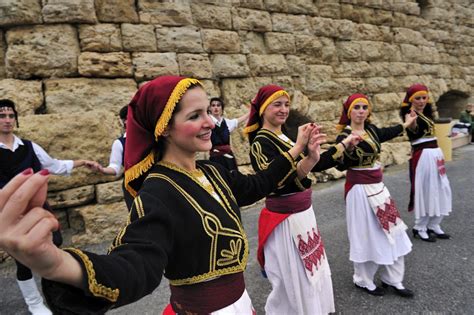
<box><xmin>0</xmin><ymin>135</ymin><xmax>73</xmax><ymax>175</ymax></box>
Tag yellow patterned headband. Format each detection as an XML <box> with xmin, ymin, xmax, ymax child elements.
<box><xmin>408</xmin><ymin>90</ymin><xmax>429</xmax><ymax>103</ymax></box>
<box><xmin>347</xmin><ymin>97</ymin><xmax>370</xmax><ymax>116</ymax></box>
<box><xmin>259</xmin><ymin>90</ymin><xmax>290</xmax><ymax>116</ymax></box>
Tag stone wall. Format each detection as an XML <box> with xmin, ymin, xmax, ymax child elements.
<box><xmin>0</xmin><ymin>0</ymin><xmax>472</xmax><ymax>247</ymax></box>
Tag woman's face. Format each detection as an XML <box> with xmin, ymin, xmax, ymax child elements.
<box><xmin>262</xmin><ymin>95</ymin><xmax>290</xmax><ymax>128</ymax></box>
<box><xmin>349</xmin><ymin>101</ymin><xmax>369</xmax><ymax>125</ymax></box>
<box><xmin>166</xmin><ymin>87</ymin><xmax>215</xmax><ymax>155</ymax></box>
<box><xmin>411</xmin><ymin>94</ymin><xmax>428</xmax><ymax>112</ymax></box>
<box><xmin>209</xmin><ymin>100</ymin><xmax>223</xmax><ymax>117</ymax></box>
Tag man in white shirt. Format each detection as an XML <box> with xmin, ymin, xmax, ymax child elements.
<box><xmin>0</xmin><ymin>99</ymin><xmax>98</xmax><ymax>315</ymax></box>
<box><xmin>208</xmin><ymin>97</ymin><xmax>249</xmax><ymax>171</ymax></box>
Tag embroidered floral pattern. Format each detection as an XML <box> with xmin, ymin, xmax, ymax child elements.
<box><xmin>375</xmin><ymin>198</ymin><xmax>401</xmax><ymax>232</ymax></box>
<box><xmin>297</xmin><ymin>228</ymin><xmax>325</xmax><ymax>276</ymax></box>
<box><xmin>437</xmin><ymin>158</ymin><xmax>446</xmax><ymax>176</ymax></box>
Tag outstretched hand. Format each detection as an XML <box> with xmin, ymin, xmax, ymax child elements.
<box><xmin>403</xmin><ymin>110</ymin><xmax>418</xmax><ymax>130</ymax></box>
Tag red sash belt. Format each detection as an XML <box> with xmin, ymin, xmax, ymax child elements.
<box><xmin>210</xmin><ymin>144</ymin><xmax>232</xmax><ymax>157</ymax></box>
<box><xmin>169</xmin><ymin>272</ymin><xmax>245</xmax><ymax>314</ymax></box>
<box><xmin>344</xmin><ymin>168</ymin><xmax>383</xmax><ymax>199</ymax></box>
<box><xmin>408</xmin><ymin>139</ymin><xmax>438</xmax><ymax>212</ymax></box>
<box><xmin>265</xmin><ymin>188</ymin><xmax>312</xmax><ymax>214</ymax></box>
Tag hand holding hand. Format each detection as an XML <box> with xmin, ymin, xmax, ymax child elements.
<box><xmin>343</xmin><ymin>133</ymin><xmax>363</xmax><ymax>150</ymax></box>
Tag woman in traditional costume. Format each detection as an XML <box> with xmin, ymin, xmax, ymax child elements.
<box><xmin>400</xmin><ymin>84</ymin><xmax>452</xmax><ymax>242</ymax></box>
<box><xmin>245</xmin><ymin>84</ymin><xmax>360</xmax><ymax>314</ymax></box>
<box><xmin>0</xmin><ymin>76</ymin><xmax>323</xmax><ymax>314</ymax></box>
<box><xmin>336</xmin><ymin>93</ymin><xmax>417</xmax><ymax>298</ymax></box>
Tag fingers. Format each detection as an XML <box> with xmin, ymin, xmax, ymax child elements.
<box><xmin>12</xmin><ymin>207</ymin><xmax>57</xmax><ymax>236</ymax></box>
<box><xmin>1</xmin><ymin>172</ymin><xmax>50</xmax><ymax>226</ymax></box>
<box><xmin>0</xmin><ymin>169</ymin><xmax>34</xmax><ymax>210</ymax></box>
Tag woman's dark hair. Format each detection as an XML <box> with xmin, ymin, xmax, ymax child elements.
<box><xmin>210</xmin><ymin>97</ymin><xmax>224</xmax><ymax>110</ymax></box>
<box><xmin>119</xmin><ymin>106</ymin><xmax>128</xmax><ymax>120</ymax></box>
<box><xmin>400</xmin><ymin>103</ymin><xmax>434</xmax><ymax>121</ymax></box>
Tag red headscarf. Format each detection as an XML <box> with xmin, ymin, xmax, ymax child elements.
<box><xmin>336</xmin><ymin>93</ymin><xmax>371</xmax><ymax>131</ymax></box>
<box><xmin>243</xmin><ymin>84</ymin><xmax>290</xmax><ymax>140</ymax></box>
<box><xmin>402</xmin><ymin>83</ymin><xmax>430</xmax><ymax>107</ymax></box>
<box><xmin>124</xmin><ymin>76</ymin><xmax>202</xmax><ymax>197</ymax></box>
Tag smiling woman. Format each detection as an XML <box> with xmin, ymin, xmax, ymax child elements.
<box><xmin>0</xmin><ymin>76</ymin><xmax>320</xmax><ymax>314</ymax></box>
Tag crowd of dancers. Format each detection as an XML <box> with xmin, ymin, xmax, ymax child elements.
<box><xmin>0</xmin><ymin>77</ymin><xmax>452</xmax><ymax>314</ymax></box>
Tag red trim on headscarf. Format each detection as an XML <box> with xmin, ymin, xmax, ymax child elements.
<box><xmin>244</xmin><ymin>84</ymin><xmax>287</xmax><ymax>139</ymax></box>
<box><xmin>402</xmin><ymin>83</ymin><xmax>429</xmax><ymax>107</ymax></box>
<box><xmin>337</xmin><ymin>93</ymin><xmax>370</xmax><ymax>131</ymax></box>
<box><xmin>124</xmin><ymin>76</ymin><xmax>201</xmax><ymax>196</ymax></box>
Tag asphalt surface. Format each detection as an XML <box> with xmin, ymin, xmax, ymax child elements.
<box><xmin>1</xmin><ymin>145</ymin><xmax>473</xmax><ymax>314</ymax></box>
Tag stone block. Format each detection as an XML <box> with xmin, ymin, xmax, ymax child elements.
<box><xmin>364</xmin><ymin>77</ymin><xmax>390</xmax><ymax>94</ymax></box>
<box><xmin>247</xmin><ymin>54</ymin><xmax>288</xmax><ymax>76</ymax></box>
<box><xmin>95</xmin><ymin>0</ymin><xmax>138</xmax><ymax>23</ymax></box>
<box><xmin>96</xmin><ymin>180</ymin><xmax>124</xmax><ymax>204</ymax></box>
<box><xmin>264</xmin><ymin>32</ymin><xmax>296</xmax><ymax>54</ymax></box>
<box><xmin>239</xmin><ymin>31</ymin><xmax>267</xmax><ymax>54</ymax></box>
<box><xmin>44</xmin><ymin>78</ymin><xmax>137</xmax><ymax>114</ymax></box>
<box><xmin>79</xmin><ymin>24</ymin><xmax>122</xmax><ymax>52</ymax></box>
<box><xmin>286</xmin><ymin>55</ymin><xmax>305</xmax><ymax>76</ymax></box>
<box><xmin>48</xmin><ymin>185</ymin><xmax>95</xmax><ymax>209</ymax></box>
<box><xmin>156</xmin><ymin>26</ymin><xmax>204</xmax><ymax>53</ymax></box>
<box><xmin>352</xmin><ymin>23</ymin><xmax>392</xmax><ymax>41</ymax></box>
<box><xmin>132</xmin><ymin>52</ymin><xmax>179</xmax><ymax>82</ymax></box>
<box><xmin>294</xmin><ymin>35</ymin><xmax>322</xmax><ymax>56</ymax></box>
<box><xmin>307</xmin><ymin>100</ymin><xmax>339</xmax><ymax>121</ymax></box>
<box><xmin>333</xmin><ymin>61</ymin><xmax>372</xmax><ymax>78</ymax></box>
<box><xmin>202</xmin><ymin>30</ymin><xmax>241</xmax><ymax>53</ymax></box>
<box><xmin>121</xmin><ymin>24</ymin><xmax>157</xmax><ymax>52</ymax></box>
<box><xmin>178</xmin><ymin>53</ymin><xmax>213</xmax><ymax>79</ymax></box>
<box><xmin>42</xmin><ymin>0</ymin><xmax>97</xmax><ymax>23</ymax></box>
<box><xmin>359</xmin><ymin>41</ymin><xmax>384</xmax><ymax>61</ymax></box>
<box><xmin>16</xmin><ymin>111</ymin><xmax>121</xmax><ymax>191</ymax></box>
<box><xmin>139</xmin><ymin>0</ymin><xmax>192</xmax><ymax>25</ymax></box>
<box><xmin>70</xmin><ymin>201</ymin><xmax>128</xmax><ymax>246</ymax></box>
<box><xmin>211</xmin><ymin>54</ymin><xmax>249</xmax><ymax>78</ymax></box>
<box><xmin>371</xmin><ymin>93</ymin><xmax>403</xmax><ymax>112</ymax></box>
<box><xmin>291</xmin><ymin>90</ymin><xmax>310</xmax><ymax>116</ymax></box>
<box><xmin>0</xmin><ymin>79</ymin><xmax>43</xmax><ymax>115</ymax></box>
<box><xmin>272</xmin><ymin>13</ymin><xmax>311</xmax><ymax>34</ymax></box>
<box><xmin>336</xmin><ymin>41</ymin><xmax>361</xmax><ymax>61</ymax></box>
<box><xmin>232</xmin><ymin>7</ymin><xmax>272</xmax><ymax>32</ymax></box>
<box><xmin>78</xmin><ymin>52</ymin><xmax>133</xmax><ymax>78</ymax></box>
<box><xmin>5</xmin><ymin>25</ymin><xmax>79</xmax><ymax>79</ymax></box>
<box><xmin>199</xmin><ymin>79</ymin><xmax>220</xmax><ymax>99</ymax></box>
<box><xmin>393</xmin><ymin>27</ymin><xmax>429</xmax><ymax>46</ymax></box>
<box><xmin>221</xmin><ymin>77</ymin><xmax>257</xmax><ymax>110</ymax></box>
<box><xmin>0</xmin><ymin>0</ymin><xmax>42</xmax><ymax>26</ymax></box>
<box><xmin>317</xmin><ymin>2</ymin><xmax>341</xmax><ymax>18</ymax></box>
<box><xmin>191</xmin><ymin>4</ymin><xmax>232</xmax><ymax>29</ymax></box>
<box><xmin>238</xmin><ymin>0</ymin><xmax>264</xmax><ymax>10</ymax></box>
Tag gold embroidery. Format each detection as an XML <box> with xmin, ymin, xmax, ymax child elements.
<box><xmin>217</xmin><ymin>239</ymin><xmax>242</xmax><ymax>267</ymax></box>
<box><xmin>146</xmin><ymin>173</ymin><xmax>249</xmax><ymax>285</ymax></box>
<box><xmin>65</xmin><ymin>248</ymin><xmax>120</xmax><ymax>302</ymax></box>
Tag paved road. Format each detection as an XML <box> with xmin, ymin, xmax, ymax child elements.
<box><xmin>1</xmin><ymin>145</ymin><xmax>473</xmax><ymax>314</ymax></box>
